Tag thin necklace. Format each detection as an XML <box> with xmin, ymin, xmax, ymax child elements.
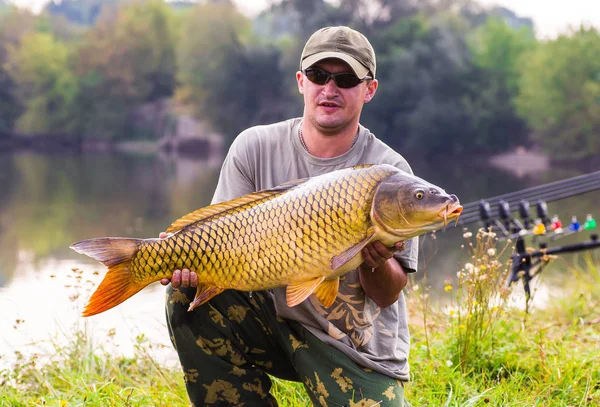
<box><xmin>298</xmin><ymin>124</ymin><xmax>360</xmax><ymax>154</ymax></box>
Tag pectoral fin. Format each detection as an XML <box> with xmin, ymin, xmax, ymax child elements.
<box><xmin>188</xmin><ymin>284</ymin><xmax>225</xmax><ymax>311</ymax></box>
<box><xmin>313</xmin><ymin>278</ymin><xmax>340</xmax><ymax>308</ymax></box>
<box><xmin>286</xmin><ymin>276</ymin><xmax>325</xmax><ymax>307</ymax></box>
<box><xmin>330</xmin><ymin>231</ymin><xmax>376</xmax><ymax>270</ymax></box>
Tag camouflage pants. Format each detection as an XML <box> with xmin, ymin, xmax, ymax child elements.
<box><xmin>166</xmin><ymin>286</ymin><xmax>405</xmax><ymax>407</ymax></box>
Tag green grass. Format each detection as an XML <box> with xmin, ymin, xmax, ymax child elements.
<box><xmin>1</xmin><ymin>232</ymin><xmax>599</xmax><ymax>406</ymax></box>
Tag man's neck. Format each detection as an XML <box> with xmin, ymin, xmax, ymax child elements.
<box><xmin>300</xmin><ymin>120</ymin><xmax>360</xmax><ymax>158</ymax></box>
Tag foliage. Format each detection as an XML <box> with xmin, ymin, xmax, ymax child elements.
<box><xmin>72</xmin><ymin>0</ymin><xmax>177</xmax><ymax>138</ymax></box>
<box><xmin>444</xmin><ymin>228</ymin><xmax>512</xmax><ymax>370</ymax></box>
<box><xmin>516</xmin><ymin>27</ymin><xmax>600</xmax><ymax>159</ymax></box>
<box><xmin>0</xmin><ymin>7</ymin><xmax>37</xmax><ymax>134</ymax></box>
<box><xmin>4</xmin><ymin>31</ymin><xmax>78</xmax><ymax>134</ymax></box>
<box><xmin>0</xmin><ymin>0</ymin><xmax>598</xmax><ymax>157</ymax></box>
<box><xmin>177</xmin><ymin>2</ymin><xmax>289</xmax><ymax>142</ymax></box>
<box><xmin>363</xmin><ymin>16</ymin><xmax>526</xmax><ymax>153</ymax></box>
<box><xmin>405</xmin><ymin>240</ymin><xmax>600</xmax><ymax>406</ymax></box>
<box><xmin>470</xmin><ymin>17</ymin><xmax>536</xmax><ymax>94</ymax></box>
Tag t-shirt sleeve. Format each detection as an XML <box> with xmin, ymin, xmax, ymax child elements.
<box><xmin>211</xmin><ymin>132</ymin><xmax>257</xmax><ymax>204</ymax></box>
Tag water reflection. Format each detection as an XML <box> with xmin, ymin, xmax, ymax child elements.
<box><xmin>0</xmin><ymin>150</ymin><xmax>598</xmax><ymax>368</ymax></box>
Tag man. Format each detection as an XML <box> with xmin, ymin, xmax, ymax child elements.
<box><xmin>162</xmin><ymin>26</ymin><xmax>418</xmax><ymax>406</ymax></box>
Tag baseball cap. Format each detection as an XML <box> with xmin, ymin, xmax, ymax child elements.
<box><xmin>300</xmin><ymin>26</ymin><xmax>376</xmax><ymax>79</ymax></box>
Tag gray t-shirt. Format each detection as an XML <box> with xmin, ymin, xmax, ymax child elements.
<box><xmin>211</xmin><ymin>117</ymin><xmax>418</xmax><ymax>381</ymax></box>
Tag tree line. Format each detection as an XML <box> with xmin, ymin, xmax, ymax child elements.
<box><xmin>0</xmin><ymin>0</ymin><xmax>598</xmax><ymax>159</ymax></box>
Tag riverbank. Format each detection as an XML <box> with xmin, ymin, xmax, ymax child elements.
<box><xmin>1</xmin><ymin>232</ymin><xmax>598</xmax><ymax>406</ymax></box>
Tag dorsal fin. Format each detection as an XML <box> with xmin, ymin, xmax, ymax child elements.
<box><xmin>165</xmin><ymin>178</ymin><xmax>309</xmax><ymax>234</ymax></box>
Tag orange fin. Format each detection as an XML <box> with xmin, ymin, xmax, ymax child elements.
<box><xmin>165</xmin><ymin>179</ymin><xmax>308</xmax><ymax>234</ymax></box>
<box><xmin>331</xmin><ymin>230</ymin><xmax>376</xmax><ymax>270</ymax></box>
<box><xmin>188</xmin><ymin>284</ymin><xmax>225</xmax><ymax>311</ymax></box>
<box><xmin>286</xmin><ymin>276</ymin><xmax>325</xmax><ymax>307</ymax></box>
<box><xmin>313</xmin><ymin>278</ymin><xmax>340</xmax><ymax>308</ymax></box>
<box><xmin>70</xmin><ymin>237</ymin><xmax>145</xmax><ymax>317</ymax></box>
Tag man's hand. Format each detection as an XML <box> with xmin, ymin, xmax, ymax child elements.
<box><xmin>359</xmin><ymin>240</ymin><xmax>407</xmax><ymax>308</ymax></box>
<box><xmin>158</xmin><ymin>232</ymin><xmax>199</xmax><ymax>288</ymax></box>
<box><xmin>361</xmin><ymin>241</ymin><xmax>406</xmax><ymax>269</ymax></box>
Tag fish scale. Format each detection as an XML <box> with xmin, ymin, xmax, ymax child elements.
<box><xmin>71</xmin><ymin>164</ymin><xmax>463</xmax><ymax>316</ymax></box>
<box><xmin>133</xmin><ymin>166</ymin><xmax>387</xmax><ymax>290</ymax></box>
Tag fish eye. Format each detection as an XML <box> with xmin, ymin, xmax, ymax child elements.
<box><xmin>415</xmin><ymin>190</ymin><xmax>425</xmax><ymax>200</ymax></box>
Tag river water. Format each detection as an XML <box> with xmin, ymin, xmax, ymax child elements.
<box><xmin>0</xmin><ymin>149</ymin><xmax>598</xmax><ymax>368</ymax></box>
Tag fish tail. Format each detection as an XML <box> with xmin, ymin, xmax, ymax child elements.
<box><xmin>70</xmin><ymin>237</ymin><xmax>146</xmax><ymax>317</ymax></box>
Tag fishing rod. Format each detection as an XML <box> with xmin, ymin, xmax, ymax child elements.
<box><xmin>445</xmin><ymin>169</ymin><xmax>600</xmax><ymax>298</ymax></box>
<box><xmin>457</xmin><ymin>171</ymin><xmax>600</xmax><ymax>225</ymax></box>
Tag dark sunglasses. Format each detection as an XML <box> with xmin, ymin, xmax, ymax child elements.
<box><xmin>304</xmin><ymin>67</ymin><xmax>372</xmax><ymax>89</ymax></box>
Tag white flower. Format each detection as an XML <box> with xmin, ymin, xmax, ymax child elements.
<box><xmin>487</xmin><ymin>248</ymin><xmax>496</xmax><ymax>256</ymax></box>
<box><xmin>446</xmin><ymin>360</ymin><xmax>453</xmax><ymax>367</ymax></box>
<box><xmin>412</xmin><ymin>284</ymin><xmax>419</xmax><ymax>291</ymax></box>
<box><xmin>465</xmin><ymin>263</ymin><xmax>475</xmax><ymax>272</ymax></box>
<box><xmin>463</xmin><ymin>231</ymin><xmax>473</xmax><ymax>238</ymax></box>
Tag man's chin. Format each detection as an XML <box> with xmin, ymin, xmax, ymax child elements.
<box><xmin>314</xmin><ymin>117</ymin><xmax>347</xmax><ymax>132</ymax></box>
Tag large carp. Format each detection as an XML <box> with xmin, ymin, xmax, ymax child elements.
<box><xmin>71</xmin><ymin>164</ymin><xmax>462</xmax><ymax>317</ymax></box>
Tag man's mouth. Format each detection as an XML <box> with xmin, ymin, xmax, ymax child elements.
<box><xmin>319</xmin><ymin>101</ymin><xmax>341</xmax><ymax>108</ymax></box>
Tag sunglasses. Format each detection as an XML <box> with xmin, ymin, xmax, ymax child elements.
<box><xmin>304</xmin><ymin>67</ymin><xmax>372</xmax><ymax>89</ymax></box>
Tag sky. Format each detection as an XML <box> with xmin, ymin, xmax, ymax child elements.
<box><xmin>9</xmin><ymin>0</ymin><xmax>600</xmax><ymax>39</ymax></box>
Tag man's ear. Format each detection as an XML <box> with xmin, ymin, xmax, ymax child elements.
<box><xmin>364</xmin><ymin>79</ymin><xmax>378</xmax><ymax>103</ymax></box>
<box><xmin>296</xmin><ymin>71</ymin><xmax>304</xmax><ymax>94</ymax></box>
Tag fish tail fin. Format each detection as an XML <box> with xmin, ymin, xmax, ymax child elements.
<box><xmin>70</xmin><ymin>237</ymin><xmax>146</xmax><ymax>317</ymax></box>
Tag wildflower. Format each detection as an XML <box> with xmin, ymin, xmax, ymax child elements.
<box><xmin>412</xmin><ymin>284</ymin><xmax>419</xmax><ymax>292</ymax></box>
<box><xmin>458</xmin><ymin>324</ymin><xmax>466</xmax><ymax>329</ymax></box>
<box><xmin>446</xmin><ymin>360</ymin><xmax>453</xmax><ymax>367</ymax></box>
<box><xmin>492</xmin><ymin>306</ymin><xmax>499</xmax><ymax>312</ymax></box>
<box><xmin>449</xmin><ymin>309</ymin><xmax>456</xmax><ymax>316</ymax></box>
<box><xmin>463</xmin><ymin>231</ymin><xmax>473</xmax><ymax>238</ymax></box>
<box><xmin>60</xmin><ymin>401</ymin><xmax>68</xmax><ymax>407</ymax></box>
<box><xmin>444</xmin><ymin>285</ymin><xmax>452</xmax><ymax>292</ymax></box>
<box><xmin>465</xmin><ymin>263</ymin><xmax>475</xmax><ymax>272</ymax></box>
<box><xmin>466</xmin><ymin>314</ymin><xmax>473</xmax><ymax>319</ymax></box>
<box><xmin>472</xmin><ymin>300</ymin><xmax>479</xmax><ymax>306</ymax></box>
<box><xmin>487</xmin><ymin>248</ymin><xmax>496</xmax><ymax>256</ymax></box>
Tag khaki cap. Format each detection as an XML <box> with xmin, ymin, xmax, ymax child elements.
<box><xmin>300</xmin><ymin>26</ymin><xmax>376</xmax><ymax>79</ymax></box>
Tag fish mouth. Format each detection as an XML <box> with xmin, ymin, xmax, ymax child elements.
<box><xmin>438</xmin><ymin>202</ymin><xmax>463</xmax><ymax>227</ymax></box>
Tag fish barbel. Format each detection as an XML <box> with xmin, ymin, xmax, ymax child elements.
<box><xmin>71</xmin><ymin>164</ymin><xmax>462</xmax><ymax>316</ymax></box>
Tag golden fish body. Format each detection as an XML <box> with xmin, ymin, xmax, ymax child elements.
<box><xmin>71</xmin><ymin>164</ymin><xmax>462</xmax><ymax>316</ymax></box>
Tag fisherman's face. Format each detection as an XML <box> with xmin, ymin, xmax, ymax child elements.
<box><xmin>296</xmin><ymin>58</ymin><xmax>378</xmax><ymax>135</ymax></box>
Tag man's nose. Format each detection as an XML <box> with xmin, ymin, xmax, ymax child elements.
<box><xmin>322</xmin><ymin>77</ymin><xmax>340</xmax><ymax>94</ymax></box>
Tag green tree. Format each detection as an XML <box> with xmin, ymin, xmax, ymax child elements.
<box><xmin>4</xmin><ymin>31</ymin><xmax>78</xmax><ymax>134</ymax></box>
<box><xmin>177</xmin><ymin>2</ymin><xmax>288</xmax><ymax>142</ymax></box>
<box><xmin>471</xmin><ymin>17</ymin><xmax>536</xmax><ymax>94</ymax></box>
<box><xmin>358</xmin><ymin>14</ymin><xmax>532</xmax><ymax>154</ymax></box>
<box><xmin>516</xmin><ymin>27</ymin><xmax>600</xmax><ymax>159</ymax></box>
<box><xmin>0</xmin><ymin>7</ymin><xmax>38</xmax><ymax>133</ymax></box>
<box><xmin>73</xmin><ymin>0</ymin><xmax>177</xmax><ymax>138</ymax></box>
